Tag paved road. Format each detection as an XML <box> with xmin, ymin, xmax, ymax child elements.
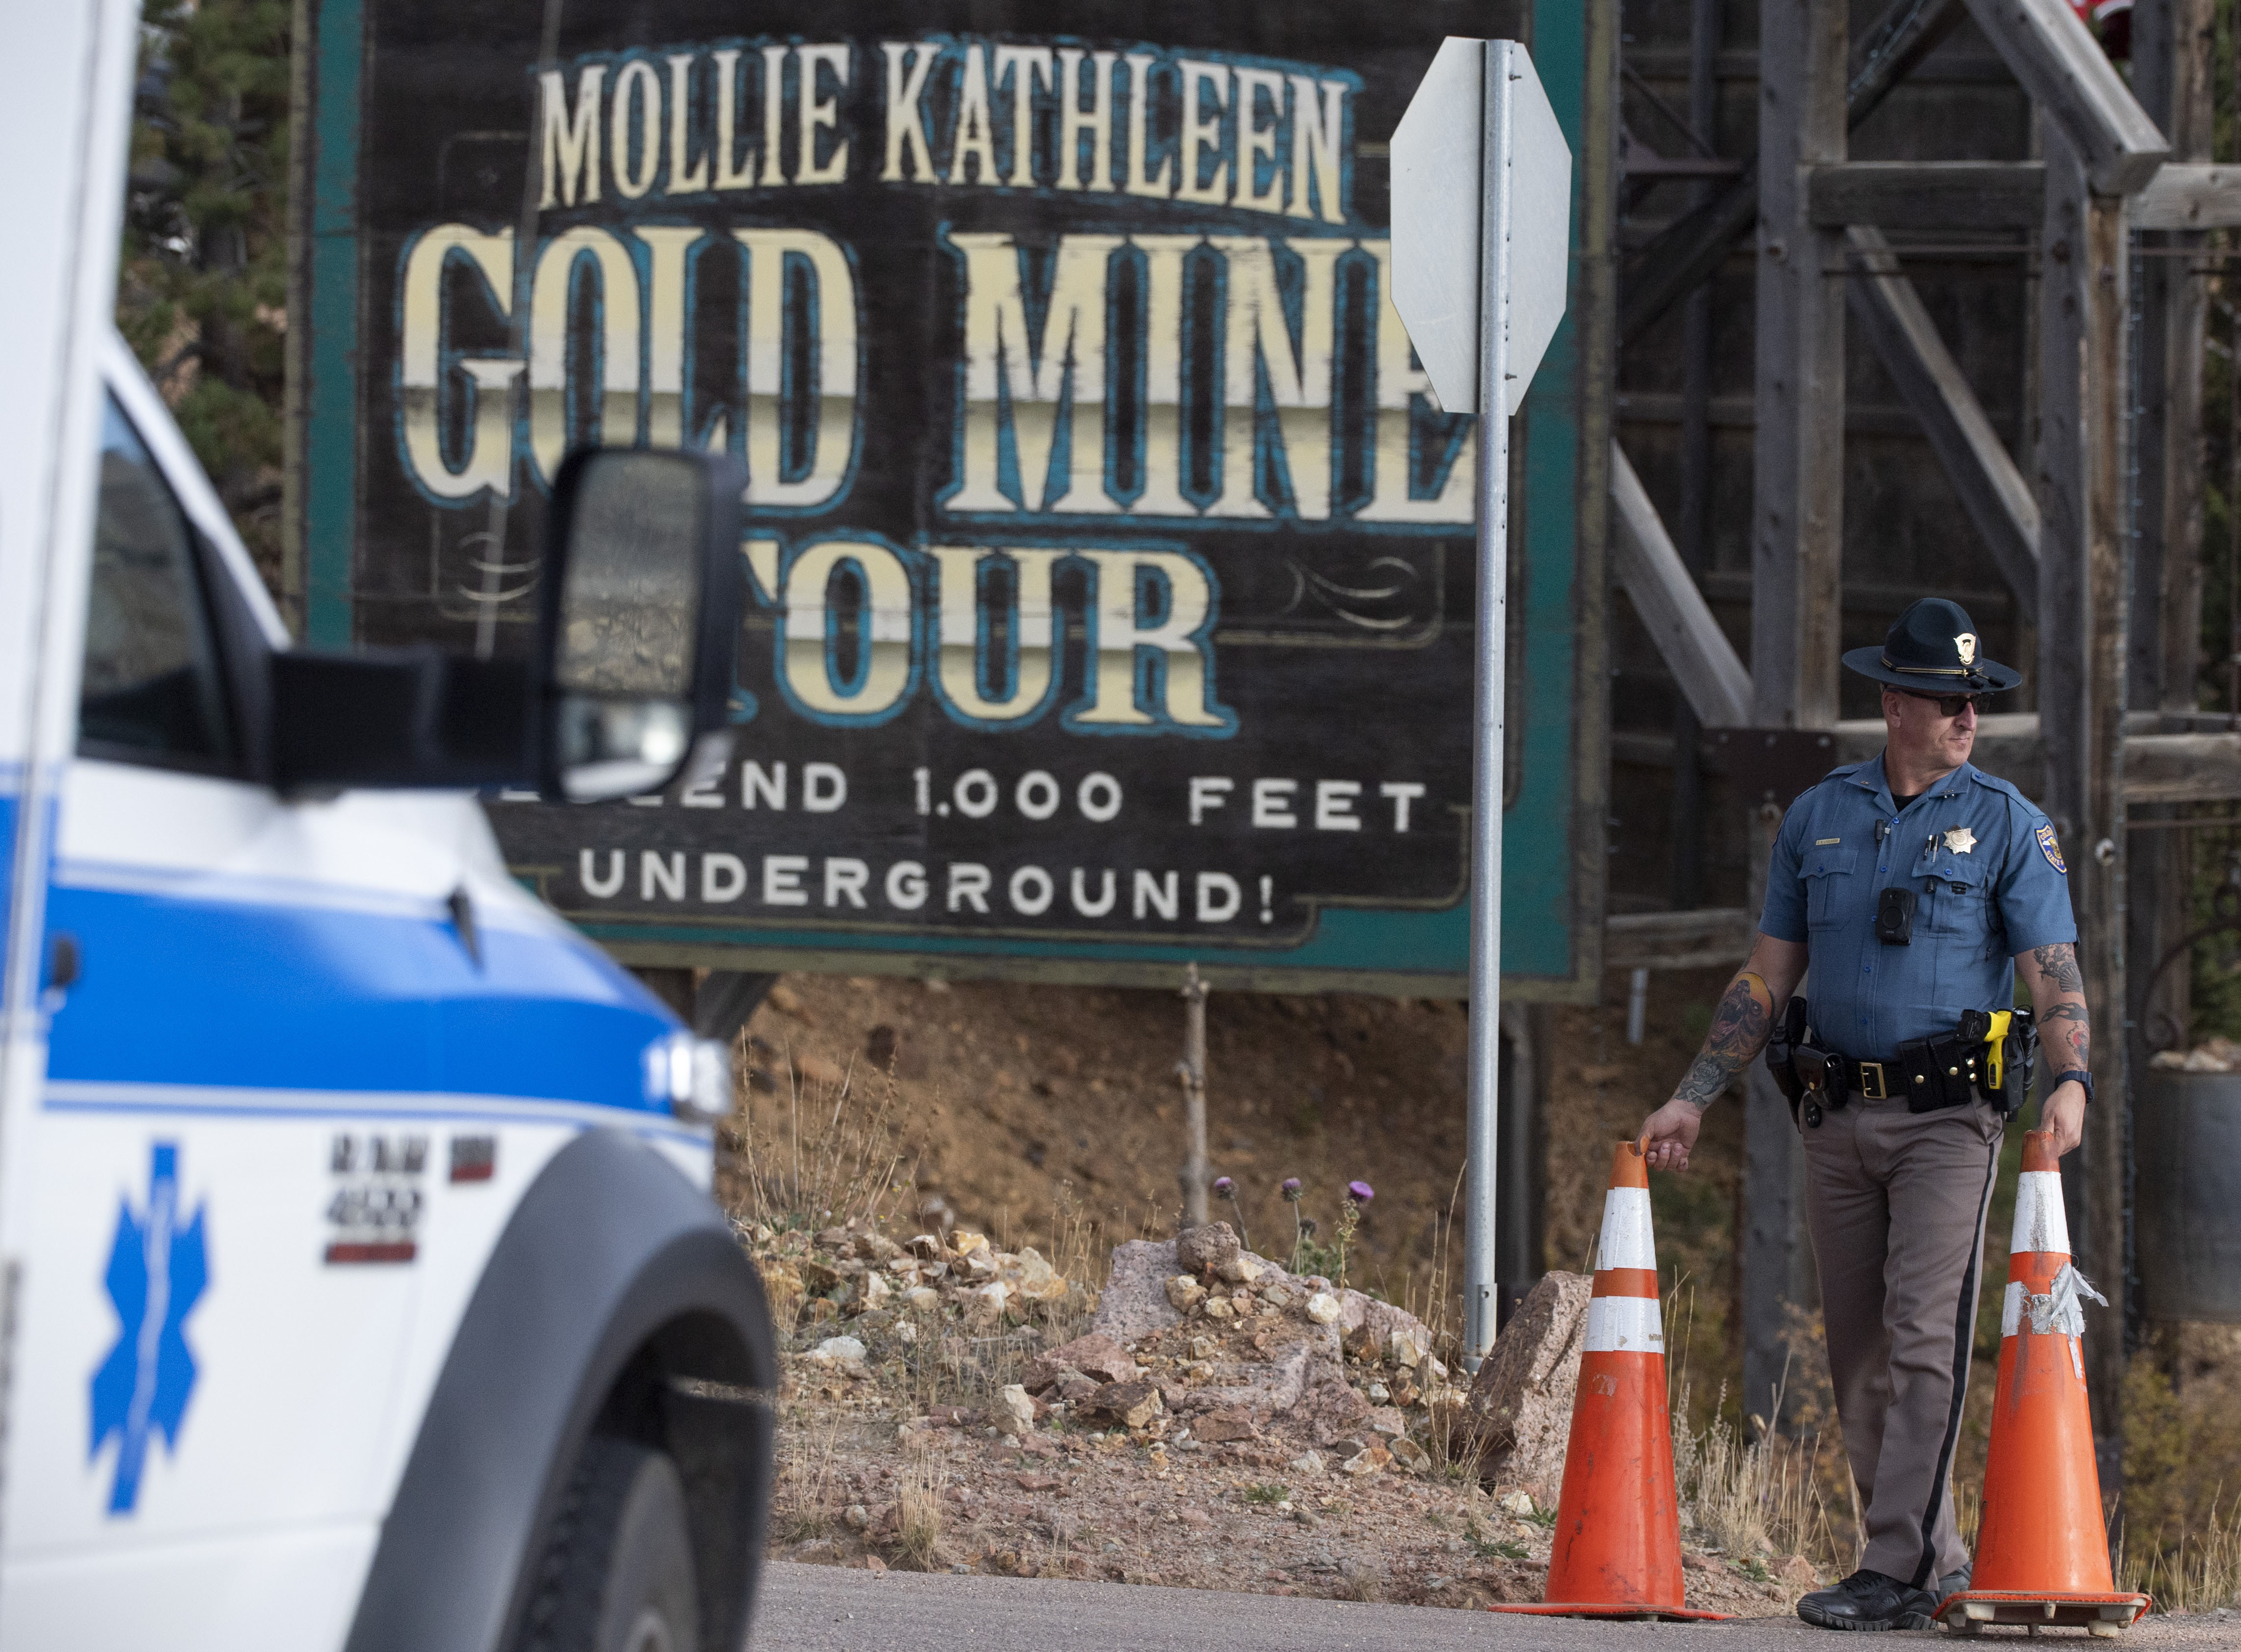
<box><xmin>751</xmin><ymin>1563</ymin><xmax>2236</xmax><ymax>1650</ymax></box>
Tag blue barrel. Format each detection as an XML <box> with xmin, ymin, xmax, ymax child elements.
<box><xmin>2135</xmin><ymin>1071</ymin><xmax>2241</xmax><ymax>1323</ymax></box>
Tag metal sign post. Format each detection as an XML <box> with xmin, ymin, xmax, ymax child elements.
<box><xmin>1390</xmin><ymin>38</ymin><xmax>1571</xmax><ymax>1364</ymax></box>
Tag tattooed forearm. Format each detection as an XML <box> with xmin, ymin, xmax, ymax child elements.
<box><xmin>2039</xmin><ymin>1001</ymin><xmax>2091</xmax><ymax>1069</ymax></box>
<box><xmin>2032</xmin><ymin>943</ymin><xmax>2085</xmax><ymax>995</ymax></box>
<box><xmin>1673</xmin><ymin>971</ymin><xmax>1775</xmax><ymax>1111</ymax></box>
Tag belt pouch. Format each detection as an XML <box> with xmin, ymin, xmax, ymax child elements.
<box><xmin>1998</xmin><ymin>1008</ymin><xmax>2038</xmax><ymax>1116</ymax></box>
<box><xmin>1900</xmin><ymin>1032</ymin><xmax>1975</xmax><ymax>1113</ymax></box>
<box><xmin>1794</xmin><ymin>1044</ymin><xmax>1841</xmax><ymax>1106</ymax></box>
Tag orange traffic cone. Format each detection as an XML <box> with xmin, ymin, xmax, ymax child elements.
<box><xmin>1936</xmin><ymin>1130</ymin><xmax>2149</xmax><ymax>1635</ymax></box>
<box><xmin>1491</xmin><ymin>1140</ymin><xmax>1727</xmax><ymax>1621</ymax></box>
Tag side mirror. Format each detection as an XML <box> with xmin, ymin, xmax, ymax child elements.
<box><xmin>541</xmin><ymin>447</ymin><xmax>745</xmax><ymax>802</ymax></box>
<box><xmin>266</xmin><ymin>446</ymin><xmax>744</xmax><ymax>798</ymax></box>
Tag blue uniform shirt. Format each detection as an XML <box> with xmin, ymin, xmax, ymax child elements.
<box><xmin>1759</xmin><ymin>755</ymin><xmax>2078</xmax><ymax>1058</ymax></box>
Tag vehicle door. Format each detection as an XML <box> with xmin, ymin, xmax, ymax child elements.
<box><xmin>0</xmin><ymin>345</ymin><xmax>447</xmax><ymax>1650</ymax></box>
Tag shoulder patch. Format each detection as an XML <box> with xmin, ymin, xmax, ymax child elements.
<box><xmin>2036</xmin><ymin>821</ymin><xmax>2068</xmax><ymax>873</ymax></box>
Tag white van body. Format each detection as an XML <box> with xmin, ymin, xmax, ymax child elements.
<box><xmin>0</xmin><ymin>8</ymin><xmax>773</xmax><ymax>1649</ymax></box>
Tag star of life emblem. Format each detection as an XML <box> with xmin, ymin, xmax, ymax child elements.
<box><xmin>1944</xmin><ymin>826</ymin><xmax>1978</xmax><ymax>855</ymax></box>
<box><xmin>1955</xmin><ymin>632</ymin><xmax>1978</xmax><ymax>666</ymax></box>
<box><xmin>90</xmin><ymin>1142</ymin><xmax>208</xmax><ymax>1515</ymax></box>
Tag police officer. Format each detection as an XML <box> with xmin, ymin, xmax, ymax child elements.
<box><xmin>1637</xmin><ymin>598</ymin><xmax>2093</xmax><ymax>1632</ymax></box>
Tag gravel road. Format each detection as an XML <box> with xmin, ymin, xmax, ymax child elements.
<box><xmin>751</xmin><ymin>1562</ymin><xmax>2239</xmax><ymax>1651</ymax></box>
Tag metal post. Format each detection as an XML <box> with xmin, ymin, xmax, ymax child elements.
<box><xmin>1178</xmin><ymin>963</ymin><xmax>1209</xmax><ymax>1227</ymax></box>
<box><xmin>1463</xmin><ymin>40</ymin><xmax>1517</xmax><ymax>1367</ymax></box>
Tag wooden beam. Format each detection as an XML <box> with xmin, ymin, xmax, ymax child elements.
<box><xmin>1964</xmin><ymin>0</ymin><xmax>2169</xmax><ymax>194</ymax></box>
<box><xmin>1754</xmin><ymin>0</ymin><xmax>1848</xmax><ymax>730</ymax></box>
<box><xmin>2035</xmin><ymin>120</ymin><xmax>2133</xmax><ymax>1475</ymax></box>
<box><xmin>1610</xmin><ymin>442</ymin><xmax>1755</xmax><ymax>728</ymax></box>
<box><xmin>2133</xmin><ymin>162</ymin><xmax>2241</xmax><ymax>228</ymax></box>
<box><xmin>2128</xmin><ymin>0</ymin><xmax>2213</xmax><ymax>1148</ymax></box>
<box><xmin>1618</xmin><ymin>0</ymin><xmax>1967</xmax><ymax>344</ymax></box>
<box><xmin>1809</xmin><ymin>162</ymin><xmax>2046</xmax><ymax>229</ymax></box>
<box><xmin>1844</xmin><ymin>226</ymin><xmax>2041</xmax><ymax>610</ymax></box>
<box><xmin>1604</xmin><ymin>908</ymin><xmax>1756</xmax><ymax>970</ymax></box>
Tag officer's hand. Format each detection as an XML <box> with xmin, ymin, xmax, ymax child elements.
<box><xmin>2041</xmin><ymin>1080</ymin><xmax>2087</xmax><ymax>1158</ymax></box>
<box><xmin>1638</xmin><ymin>1100</ymin><xmax>1704</xmax><ymax>1173</ymax></box>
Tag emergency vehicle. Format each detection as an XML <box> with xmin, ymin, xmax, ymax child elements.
<box><xmin>0</xmin><ymin>6</ymin><xmax>775</xmax><ymax>1648</ymax></box>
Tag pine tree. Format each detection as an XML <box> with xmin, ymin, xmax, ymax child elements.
<box><xmin>117</xmin><ymin>0</ymin><xmax>292</xmax><ymax>604</ymax></box>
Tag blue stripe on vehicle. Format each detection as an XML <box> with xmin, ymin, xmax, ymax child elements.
<box><xmin>43</xmin><ymin>1080</ymin><xmax>707</xmax><ymax>1146</ymax></box>
<box><xmin>43</xmin><ymin>882</ymin><xmax>675</xmax><ymax>1113</ymax></box>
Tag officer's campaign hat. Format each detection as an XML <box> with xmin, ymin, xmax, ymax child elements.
<box><xmin>1841</xmin><ymin>597</ymin><xmax>2022</xmax><ymax>695</ymax></box>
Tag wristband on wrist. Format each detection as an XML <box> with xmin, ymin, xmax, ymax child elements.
<box><xmin>2052</xmin><ymin>1069</ymin><xmax>2094</xmax><ymax>1105</ymax></box>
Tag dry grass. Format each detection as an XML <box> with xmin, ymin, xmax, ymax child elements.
<box><xmin>727</xmin><ymin>1049</ymin><xmax>911</xmax><ymax>1237</ymax></box>
<box><xmin>895</xmin><ymin>1455</ymin><xmax>948</xmax><ymax>1571</ymax></box>
<box><xmin>2118</xmin><ymin>1494</ymin><xmax>2241</xmax><ymax>1613</ymax></box>
<box><xmin>778</xmin><ymin>1418</ymin><xmax>844</xmax><ymax>1543</ymax></box>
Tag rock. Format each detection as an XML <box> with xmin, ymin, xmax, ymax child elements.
<box><xmin>1366</xmin><ymin>1381</ymin><xmax>1390</xmax><ymax>1403</ymax></box>
<box><xmin>1176</xmin><ymin>1221</ymin><xmax>1242</xmax><ymax>1277</ymax></box>
<box><xmin>1189</xmin><ymin>1335</ymin><xmax>1218</xmax><ymax>1360</ymax></box>
<box><xmin>965</xmin><ymin>1280</ymin><xmax>1011</xmax><ymax>1317</ymax></box>
<box><xmin>844</xmin><ymin>1503</ymin><xmax>870</xmax><ymax>1530</ymax></box>
<box><xmin>1304</xmin><ymin>1292</ymin><xmax>1342</xmax><ymax>1325</ymax></box>
<box><xmin>1029</xmin><ymin>1333</ymin><xmax>1137</xmax><ymax>1389</ymax></box>
<box><xmin>1165</xmin><ymin>1275</ymin><xmax>1208</xmax><ymax>1312</ymax></box>
<box><xmin>1087</xmin><ymin>1380</ymin><xmax>1165</xmax><ymax>1429</ymax></box>
<box><xmin>797</xmin><ymin>1053</ymin><xmax>847</xmax><ymax>1089</ymax></box>
<box><xmin>767</xmin><ymin>983</ymin><xmax>804</xmax><ymax>1013</ymax></box>
<box><xmin>860</xmin><ymin>1271</ymin><xmax>892</xmax><ymax>1309</ymax></box>
<box><xmin>1002</xmin><ymin>1246</ymin><xmax>1069</xmax><ymax>1303</ymax></box>
<box><xmin>1202</xmin><ymin>1298</ymin><xmax>1235</xmax><ymax>1322</ymax></box>
<box><xmin>902</xmin><ymin>1286</ymin><xmax>942</xmax><ymax>1312</ymax></box>
<box><xmin>1215</xmin><ymin>1252</ymin><xmax>1264</xmax><ymax>1285</ymax></box>
<box><xmin>1340</xmin><ymin>1444</ymin><xmax>1392</xmax><ymax>1476</ymax></box>
<box><xmin>1499</xmin><ymin>1490</ymin><xmax>1536</xmax><ymax>1517</ymax></box>
<box><xmin>951</xmin><ymin>1228</ymin><xmax>989</xmax><ymax>1255</ymax></box>
<box><xmin>1775</xmin><ymin>1555</ymin><xmax>1821</xmax><ymax>1594</ymax></box>
<box><xmin>1364</xmin><ymin>1406</ymin><xmax>1407</xmax><ymax>1437</ymax></box>
<box><xmin>1180</xmin><ymin>1336</ymin><xmax>1323</xmax><ymax>1417</ymax></box>
<box><xmin>1388</xmin><ymin>1437</ymin><xmax>1431</xmax><ymax>1472</ymax></box>
<box><xmin>996</xmin><ymin>1383</ymin><xmax>1036</xmax><ymax>1434</ymax></box>
<box><xmin>1190</xmin><ymin>1407</ymin><xmax>1259</xmax><ymax>1443</ymax></box>
<box><xmin>1289</xmin><ymin>1450</ymin><xmax>1325</xmax><ymax>1475</ymax></box>
<box><xmin>1390</xmin><ymin>1328</ymin><xmax>1428</xmax><ymax>1368</ymax></box>
<box><xmin>1291</xmin><ymin>1380</ymin><xmax>1371</xmax><ymax>1443</ymax></box>
<box><xmin>864</xmin><ymin>1553</ymin><xmax>888</xmax><ymax>1573</ymax></box>
<box><xmin>1056</xmin><ymin>1374</ymin><xmax>1102</xmax><ymax>1403</ymax></box>
<box><xmin>908</xmin><ymin>1233</ymin><xmax>945</xmax><ymax>1259</ymax></box>
<box><xmin>807</xmin><ymin>1335</ymin><xmax>867</xmax><ymax>1371</ymax></box>
<box><xmin>1465</xmin><ymin>1270</ymin><xmax>1593</xmax><ymax>1497</ymax></box>
<box><xmin>961</xmin><ymin>1247</ymin><xmax>999</xmax><ymax>1281</ymax></box>
<box><xmin>799</xmin><ymin>1257</ymin><xmax>848</xmax><ymax>1295</ymax></box>
<box><xmin>1095</xmin><ymin>1240</ymin><xmax>1185</xmax><ymax>1341</ymax></box>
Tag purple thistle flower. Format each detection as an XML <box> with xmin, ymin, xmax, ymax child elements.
<box><xmin>1213</xmin><ymin>1176</ymin><xmax>1235</xmax><ymax>1198</ymax></box>
<box><xmin>1347</xmin><ymin>1180</ymin><xmax>1375</xmax><ymax>1205</ymax></box>
<box><xmin>1280</xmin><ymin>1177</ymin><xmax>1303</xmax><ymax>1202</ymax></box>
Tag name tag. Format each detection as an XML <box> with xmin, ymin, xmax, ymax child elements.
<box><xmin>1815</xmin><ymin>838</ymin><xmax>1841</xmax><ymax>846</ymax></box>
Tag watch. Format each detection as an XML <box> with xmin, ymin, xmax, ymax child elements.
<box><xmin>2051</xmin><ymin>1069</ymin><xmax>2095</xmax><ymax>1105</ymax></box>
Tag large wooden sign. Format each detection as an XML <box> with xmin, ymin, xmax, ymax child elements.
<box><xmin>290</xmin><ymin>0</ymin><xmax>1608</xmax><ymax>996</ymax></box>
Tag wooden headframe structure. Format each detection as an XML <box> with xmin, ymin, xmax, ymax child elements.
<box><xmin>1606</xmin><ymin>0</ymin><xmax>2227</xmax><ymax>1471</ymax></box>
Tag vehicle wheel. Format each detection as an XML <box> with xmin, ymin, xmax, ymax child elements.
<box><xmin>514</xmin><ymin>1435</ymin><xmax>700</xmax><ymax>1652</ymax></box>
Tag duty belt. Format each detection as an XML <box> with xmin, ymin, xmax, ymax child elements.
<box><xmin>1797</xmin><ymin>1048</ymin><xmax>1900</xmax><ymax>1103</ymax></box>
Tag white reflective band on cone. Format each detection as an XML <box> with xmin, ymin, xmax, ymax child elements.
<box><xmin>2010</xmin><ymin>1170</ymin><xmax>2071</xmax><ymax>1256</ymax></box>
<box><xmin>1584</xmin><ymin>1294</ymin><xmax>1665</xmax><ymax>1354</ymax></box>
<box><xmin>1594</xmin><ymin>1187</ymin><xmax>1656</xmax><ymax>1271</ymax></box>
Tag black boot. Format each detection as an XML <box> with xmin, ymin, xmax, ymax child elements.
<box><xmin>1796</xmin><ymin>1569</ymin><xmax>1940</xmax><ymax>1631</ymax></box>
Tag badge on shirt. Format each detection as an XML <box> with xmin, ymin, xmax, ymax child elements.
<box><xmin>1943</xmin><ymin>826</ymin><xmax>1977</xmax><ymax>855</ymax></box>
<box><xmin>2036</xmin><ymin>821</ymin><xmax>2067</xmax><ymax>873</ymax></box>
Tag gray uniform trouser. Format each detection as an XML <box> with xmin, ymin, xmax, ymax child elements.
<box><xmin>1801</xmin><ymin>1090</ymin><xmax>2004</xmax><ymax>1590</ymax></box>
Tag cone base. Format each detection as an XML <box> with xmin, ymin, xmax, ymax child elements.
<box><xmin>1935</xmin><ymin>1590</ymin><xmax>2151</xmax><ymax>1636</ymax></box>
<box><xmin>1486</xmin><ymin>1601</ymin><xmax>1734</xmax><ymax>1621</ymax></box>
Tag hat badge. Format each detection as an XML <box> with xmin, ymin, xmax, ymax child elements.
<box><xmin>1955</xmin><ymin>632</ymin><xmax>1978</xmax><ymax>666</ymax></box>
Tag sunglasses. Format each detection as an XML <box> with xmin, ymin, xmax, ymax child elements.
<box><xmin>1898</xmin><ymin>688</ymin><xmax>1987</xmax><ymax>717</ymax></box>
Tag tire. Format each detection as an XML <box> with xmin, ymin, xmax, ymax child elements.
<box><xmin>513</xmin><ymin>1435</ymin><xmax>700</xmax><ymax>1652</ymax></box>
